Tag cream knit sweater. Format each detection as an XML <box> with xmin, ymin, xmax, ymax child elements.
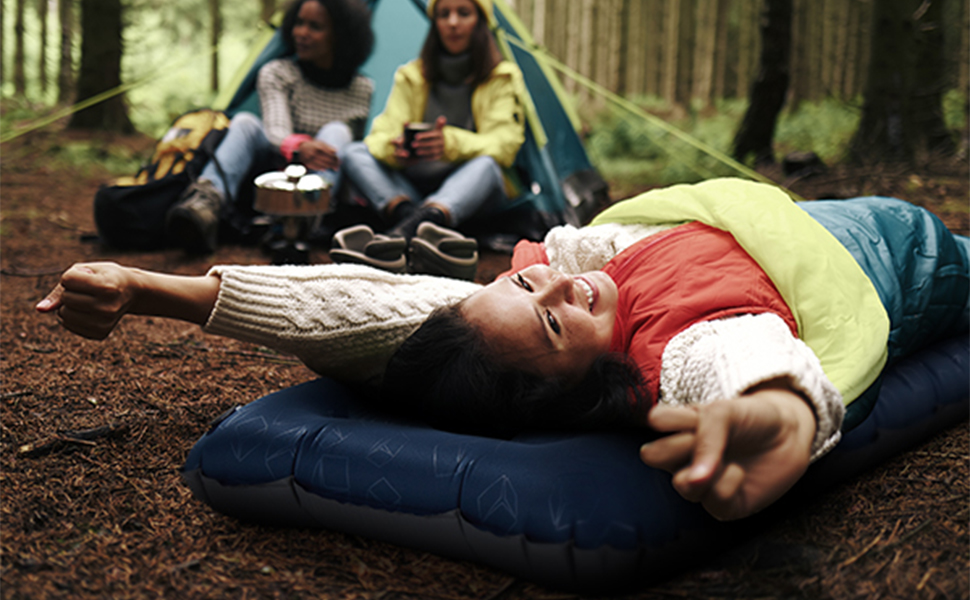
<box><xmin>203</xmin><ymin>224</ymin><xmax>843</xmax><ymax>459</ymax></box>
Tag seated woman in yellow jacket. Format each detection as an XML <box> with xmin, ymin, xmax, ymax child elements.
<box><xmin>338</xmin><ymin>0</ymin><xmax>526</xmax><ymax>240</ymax></box>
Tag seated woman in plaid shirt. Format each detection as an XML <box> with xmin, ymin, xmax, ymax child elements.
<box><xmin>165</xmin><ymin>0</ymin><xmax>375</xmax><ymax>255</ymax></box>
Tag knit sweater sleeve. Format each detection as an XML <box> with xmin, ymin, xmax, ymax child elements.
<box><xmin>203</xmin><ymin>264</ymin><xmax>481</xmax><ymax>384</ymax></box>
<box><xmin>257</xmin><ymin>60</ymin><xmax>297</xmax><ymax>148</ymax></box>
<box><xmin>543</xmin><ymin>223</ymin><xmax>673</xmax><ymax>273</ymax></box>
<box><xmin>659</xmin><ymin>313</ymin><xmax>844</xmax><ymax>461</ymax></box>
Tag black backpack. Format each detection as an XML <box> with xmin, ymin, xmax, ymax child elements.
<box><xmin>93</xmin><ymin>109</ymin><xmax>230</xmax><ymax>249</ymax></box>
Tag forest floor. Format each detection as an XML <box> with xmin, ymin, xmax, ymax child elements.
<box><xmin>1</xmin><ymin>127</ymin><xmax>968</xmax><ymax>600</ymax></box>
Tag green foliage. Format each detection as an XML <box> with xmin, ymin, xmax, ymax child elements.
<box><xmin>42</xmin><ymin>140</ymin><xmax>146</xmax><ymax>177</ymax></box>
<box><xmin>774</xmin><ymin>98</ymin><xmax>860</xmax><ymax>163</ymax></box>
<box><xmin>1</xmin><ymin>98</ymin><xmax>145</xmax><ymax>175</ymax></box>
<box><xmin>943</xmin><ymin>88</ymin><xmax>968</xmax><ymax>132</ymax></box>
<box><xmin>0</xmin><ymin>97</ymin><xmax>48</xmax><ymax>134</ymax></box>
<box><xmin>122</xmin><ymin>0</ymin><xmax>263</xmax><ymax>136</ymax></box>
<box><xmin>1</xmin><ymin>0</ymin><xmax>263</xmax><ymax>138</ymax></box>
<box><xmin>585</xmin><ymin>96</ymin><xmax>866</xmax><ymax>189</ymax></box>
<box><xmin>584</xmin><ymin>95</ymin><xmax>745</xmax><ymax>188</ymax></box>
<box><xmin>0</xmin><ymin>0</ymin><xmax>70</xmax><ymax>104</ymax></box>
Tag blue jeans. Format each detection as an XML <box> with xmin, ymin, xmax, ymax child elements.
<box><xmin>339</xmin><ymin>141</ymin><xmax>507</xmax><ymax>226</ymax></box>
<box><xmin>201</xmin><ymin>112</ymin><xmax>353</xmax><ymax>201</ymax></box>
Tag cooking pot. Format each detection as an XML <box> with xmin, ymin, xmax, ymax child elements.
<box><xmin>254</xmin><ymin>164</ymin><xmax>330</xmax><ymax>216</ymax></box>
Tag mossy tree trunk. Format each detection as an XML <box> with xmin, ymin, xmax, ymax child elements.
<box><xmin>850</xmin><ymin>0</ymin><xmax>953</xmax><ymax>163</ymax></box>
<box><xmin>732</xmin><ymin>0</ymin><xmax>792</xmax><ymax>165</ymax></box>
<box><xmin>38</xmin><ymin>0</ymin><xmax>48</xmax><ymax>96</ymax></box>
<box><xmin>14</xmin><ymin>0</ymin><xmax>26</xmax><ymax>96</ymax></box>
<box><xmin>210</xmin><ymin>0</ymin><xmax>221</xmax><ymax>93</ymax></box>
<box><xmin>68</xmin><ymin>0</ymin><xmax>134</xmax><ymax>132</ymax></box>
<box><xmin>57</xmin><ymin>0</ymin><xmax>73</xmax><ymax>104</ymax></box>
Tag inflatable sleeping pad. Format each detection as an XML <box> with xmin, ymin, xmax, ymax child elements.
<box><xmin>182</xmin><ymin>197</ymin><xmax>969</xmax><ymax>592</ymax></box>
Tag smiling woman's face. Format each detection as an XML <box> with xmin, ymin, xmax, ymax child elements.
<box><xmin>461</xmin><ymin>265</ymin><xmax>618</xmax><ymax>382</ymax></box>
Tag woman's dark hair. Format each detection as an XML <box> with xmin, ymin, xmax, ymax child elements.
<box><xmin>420</xmin><ymin>3</ymin><xmax>502</xmax><ymax>87</ymax></box>
<box><xmin>280</xmin><ymin>0</ymin><xmax>375</xmax><ymax>88</ymax></box>
<box><xmin>381</xmin><ymin>303</ymin><xmax>648</xmax><ymax>437</ymax></box>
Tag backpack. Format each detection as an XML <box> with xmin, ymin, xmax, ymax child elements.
<box><xmin>93</xmin><ymin>108</ymin><xmax>231</xmax><ymax>250</ymax></box>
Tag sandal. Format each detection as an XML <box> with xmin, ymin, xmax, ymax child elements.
<box><xmin>408</xmin><ymin>222</ymin><xmax>478</xmax><ymax>281</ymax></box>
<box><xmin>329</xmin><ymin>225</ymin><xmax>407</xmax><ymax>273</ymax></box>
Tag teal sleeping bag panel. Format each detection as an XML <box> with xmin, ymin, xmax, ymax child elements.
<box><xmin>799</xmin><ymin>198</ymin><xmax>969</xmax><ymax>429</ymax></box>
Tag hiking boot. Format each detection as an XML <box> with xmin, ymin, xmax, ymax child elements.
<box><xmin>166</xmin><ymin>179</ymin><xmax>224</xmax><ymax>254</ymax></box>
<box><xmin>408</xmin><ymin>222</ymin><xmax>478</xmax><ymax>280</ymax></box>
<box><xmin>387</xmin><ymin>204</ymin><xmax>447</xmax><ymax>241</ymax></box>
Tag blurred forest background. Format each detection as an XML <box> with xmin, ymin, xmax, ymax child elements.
<box><xmin>1</xmin><ymin>0</ymin><xmax>968</xmax><ymax>188</ymax></box>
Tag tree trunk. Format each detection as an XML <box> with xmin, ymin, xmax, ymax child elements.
<box><xmin>617</xmin><ymin>0</ymin><xmax>631</xmax><ymax>96</ymax></box>
<box><xmin>712</xmin><ymin>0</ymin><xmax>730</xmax><ymax>100</ymax></box>
<box><xmin>578</xmin><ymin>0</ymin><xmax>594</xmax><ymax>105</ymax></box>
<box><xmin>609</xmin><ymin>0</ymin><xmax>623</xmax><ymax>93</ymax></box>
<box><xmin>841</xmin><ymin>0</ymin><xmax>861</xmax><ymax>98</ymax></box>
<box><xmin>533</xmin><ymin>0</ymin><xmax>546</xmax><ymax>45</ymax></box>
<box><xmin>626</xmin><ymin>0</ymin><xmax>644</xmax><ymax>97</ymax></box>
<box><xmin>643</xmin><ymin>0</ymin><xmax>660</xmax><ymax>97</ymax></box>
<box><xmin>518</xmin><ymin>0</ymin><xmax>534</xmax><ymax>32</ymax></box>
<box><xmin>592</xmin><ymin>1</ymin><xmax>608</xmax><ymax>92</ymax></box>
<box><xmin>961</xmin><ymin>0</ymin><xmax>969</xmax><ymax>96</ymax></box>
<box><xmin>14</xmin><ymin>0</ymin><xmax>26</xmax><ymax>96</ymax></box>
<box><xmin>68</xmin><ymin>0</ymin><xmax>134</xmax><ymax>132</ymax></box>
<box><xmin>1</xmin><ymin>0</ymin><xmax>5</xmax><ymax>90</ymax></box>
<box><xmin>735</xmin><ymin>0</ymin><xmax>756</xmax><ymax>99</ymax></box>
<box><xmin>261</xmin><ymin>0</ymin><xmax>275</xmax><ymax>24</ymax></box>
<box><xmin>853</xmin><ymin>0</ymin><xmax>873</xmax><ymax>98</ymax></box>
<box><xmin>831</xmin><ymin>0</ymin><xmax>849</xmax><ymax>97</ymax></box>
<box><xmin>210</xmin><ymin>0</ymin><xmax>221</xmax><ymax>93</ymax></box>
<box><xmin>662</xmin><ymin>0</ymin><xmax>680</xmax><ymax>104</ymax></box>
<box><xmin>944</xmin><ymin>0</ymin><xmax>968</xmax><ymax>92</ymax></box>
<box><xmin>819</xmin><ymin>0</ymin><xmax>833</xmax><ymax>93</ymax></box>
<box><xmin>39</xmin><ymin>0</ymin><xmax>49</xmax><ymax>96</ymax></box>
<box><xmin>788</xmin><ymin>0</ymin><xmax>807</xmax><ymax>107</ymax></box>
<box><xmin>804</xmin><ymin>0</ymin><xmax>821</xmax><ymax>100</ymax></box>
<box><xmin>559</xmin><ymin>0</ymin><xmax>575</xmax><ymax>95</ymax></box>
<box><xmin>732</xmin><ymin>0</ymin><xmax>792</xmax><ymax>164</ymax></box>
<box><xmin>691</xmin><ymin>0</ymin><xmax>717</xmax><ymax>106</ymax></box>
<box><xmin>675</xmin><ymin>0</ymin><xmax>695</xmax><ymax>106</ymax></box>
<box><xmin>57</xmin><ymin>0</ymin><xmax>73</xmax><ymax>104</ymax></box>
<box><xmin>850</xmin><ymin>0</ymin><xmax>954</xmax><ymax>163</ymax></box>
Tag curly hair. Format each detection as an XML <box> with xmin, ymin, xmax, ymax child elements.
<box><xmin>380</xmin><ymin>303</ymin><xmax>648</xmax><ymax>437</ymax></box>
<box><xmin>280</xmin><ymin>0</ymin><xmax>374</xmax><ymax>89</ymax></box>
<box><xmin>420</xmin><ymin>3</ymin><xmax>502</xmax><ymax>87</ymax></box>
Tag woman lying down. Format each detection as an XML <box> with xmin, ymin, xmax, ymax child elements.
<box><xmin>36</xmin><ymin>179</ymin><xmax>969</xmax><ymax>522</ymax></box>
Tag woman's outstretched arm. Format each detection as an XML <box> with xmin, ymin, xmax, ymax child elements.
<box><xmin>35</xmin><ymin>262</ymin><xmax>220</xmax><ymax>340</ymax></box>
<box><xmin>37</xmin><ymin>262</ymin><xmax>482</xmax><ymax>383</ymax></box>
<box><xmin>641</xmin><ymin>312</ymin><xmax>844</xmax><ymax>521</ymax></box>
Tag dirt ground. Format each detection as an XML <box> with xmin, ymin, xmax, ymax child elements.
<box><xmin>1</xmin><ymin>128</ymin><xmax>968</xmax><ymax>600</ymax></box>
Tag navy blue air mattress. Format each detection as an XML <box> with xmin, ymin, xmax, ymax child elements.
<box><xmin>182</xmin><ymin>197</ymin><xmax>969</xmax><ymax>593</ymax></box>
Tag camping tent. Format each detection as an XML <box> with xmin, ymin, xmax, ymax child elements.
<box><xmin>214</xmin><ymin>0</ymin><xmax>608</xmax><ymax>244</ymax></box>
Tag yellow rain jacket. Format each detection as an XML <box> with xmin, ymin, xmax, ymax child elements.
<box><xmin>364</xmin><ymin>59</ymin><xmax>526</xmax><ymax>194</ymax></box>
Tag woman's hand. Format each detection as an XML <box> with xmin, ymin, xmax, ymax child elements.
<box><xmin>639</xmin><ymin>381</ymin><xmax>816</xmax><ymax>521</ymax></box>
<box><xmin>296</xmin><ymin>139</ymin><xmax>340</xmax><ymax>171</ymax></box>
<box><xmin>36</xmin><ymin>263</ymin><xmax>143</xmax><ymax>340</ymax></box>
<box><xmin>36</xmin><ymin>262</ymin><xmax>221</xmax><ymax>340</ymax></box>
<box><xmin>394</xmin><ymin>116</ymin><xmax>447</xmax><ymax>163</ymax></box>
